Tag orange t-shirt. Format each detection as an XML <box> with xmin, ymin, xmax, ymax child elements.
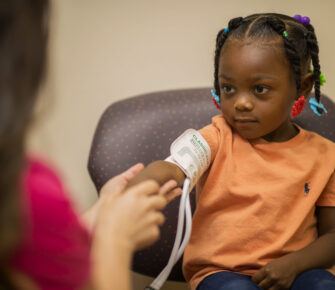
<box><xmin>183</xmin><ymin>115</ymin><xmax>335</xmax><ymax>290</ymax></box>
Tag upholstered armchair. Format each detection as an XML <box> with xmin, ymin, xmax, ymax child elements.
<box><xmin>88</xmin><ymin>88</ymin><xmax>335</xmax><ymax>282</ymax></box>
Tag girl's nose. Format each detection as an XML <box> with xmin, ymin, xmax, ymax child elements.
<box><xmin>234</xmin><ymin>95</ymin><xmax>254</xmax><ymax>111</ymax></box>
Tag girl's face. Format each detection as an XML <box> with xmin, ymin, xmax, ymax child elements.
<box><xmin>218</xmin><ymin>38</ymin><xmax>298</xmax><ymax>142</ymax></box>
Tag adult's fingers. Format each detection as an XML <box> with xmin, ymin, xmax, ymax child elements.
<box><xmin>135</xmin><ymin>225</ymin><xmax>161</xmax><ymax>251</ymax></box>
<box><xmin>159</xmin><ymin>180</ymin><xmax>178</xmax><ymax>196</ymax></box>
<box><xmin>150</xmin><ymin>212</ymin><xmax>165</xmax><ymax>226</ymax></box>
<box><xmin>122</xmin><ymin>163</ymin><xmax>145</xmax><ymax>181</ymax></box>
<box><xmin>128</xmin><ymin>180</ymin><xmax>168</xmax><ymax>211</ymax></box>
<box><xmin>125</xmin><ymin>180</ymin><xmax>160</xmax><ymax>197</ymax></box>
<box><xmin>100</xmin><ymin>163</ymin><xmax>145</xmax><ymax>196</ymax></box>
<box><xmin>147</xmin><ymin>195</ymin><xmax>168</xmax><ymax>211</ymax></box>
<box><xmin>159</xmin><ymin>180</ymin><xmax>182</xmax><ymax>202</ymax></box>
<box><xmin>165</xmin><ymin>187</ymin><xmax>183</xmax><ymax>203</ymax></box>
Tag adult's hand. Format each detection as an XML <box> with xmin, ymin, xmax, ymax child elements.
<box><xmin>82</xmin><ymin>163</ymin><xmax>145</xmax><ymax>231</ymax></box>
<box><xmin>83</xmin><ymin>163</ymin><xmax>181</xmax><ymax>231</ymax></box>
<box><xmin>90</xmin><ymin>165</ymin><xmax>175</xmax><ymax>290</ymax></box>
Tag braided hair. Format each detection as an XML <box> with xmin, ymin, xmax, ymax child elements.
<box><xmin>214</xmin><ymin>13</ymin><xmax>322</xmax><ymax>103</ymax></box>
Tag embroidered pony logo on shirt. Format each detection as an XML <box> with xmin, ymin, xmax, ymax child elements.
<box><xmin>304</xmin><ymin>182</ymin><xmax>310</xmax><ymax>194</ymax></box>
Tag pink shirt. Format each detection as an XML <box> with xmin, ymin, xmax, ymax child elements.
<box><xmin>11</xmin><ymin>158</ymin><xmax>91</xmax><ymax>289</ymax></box>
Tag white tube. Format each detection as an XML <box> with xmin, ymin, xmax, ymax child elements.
<box><xmin>148</xmin><ymin>178</ymin><xmax>191</xmax><ymax>290</ymax></box>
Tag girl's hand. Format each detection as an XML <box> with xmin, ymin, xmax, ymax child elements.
<box><xmin>252</xmin><ymin>255</ymin><xmax>300</xmax><ymax>290</ymax></box>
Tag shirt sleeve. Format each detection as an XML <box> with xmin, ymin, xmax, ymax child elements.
<box><xmin>198</xmin><ymin>123</ymin><xmax>220</xmax><ymax>164</ymax></box>
<box><xmin>317</xmin><ymin>170</ymin><xmax>335</xmax><ymax>207</ymax></box>
<box><xmin>12</xmin><ymin>158</ymin><xmax>92</xmax><ymax>289</ymax></box>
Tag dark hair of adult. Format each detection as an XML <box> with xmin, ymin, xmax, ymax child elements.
<box><xmin>0</xmin><ymin>0</ymin><xmax>49</xmax><ymax>285</ymax></box>
<box><xmin>213</xmin><ymin>13</ymin><xmax>322</xmax><ymax>104</ymax></box>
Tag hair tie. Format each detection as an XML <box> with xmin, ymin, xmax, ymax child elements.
<box><xmin>211</xmin><ymin>89</ymin><xmax>221</xmax><ymax>109</ymax></box>
<box><xmin>309</xmin><ymin>97</ymin><xmax>327</xmax><ymax>116</ymax></box>
<box><xmin>310</xmin><ymin>69</ymin><xmax>326</xmax><ymax>86</ymax></box>
<box><xmin>293</xmin><ymin>14</ymin><xmax>310</xmax><ymax>26</ymax></box>
<box><xmin>283</xmin><ymin>30</ymin><xmax>288</xmax><ymax>37</ymax></box>
<box><xmin>224</xmin><ymin>27</ymin><xmax>229</xmax><ymax>34</ymax></box>
<box><xmin>291</xmin><ymin>96</ymin><xmax>306</xmax><ymax>119</ymax></box>
<box><xmin>320</xmin><ymin>73</ymin><xmax>326</xmax><ymax>86</ymax></box>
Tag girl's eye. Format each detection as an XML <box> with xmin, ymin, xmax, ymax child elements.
<box><xmin>221</xmin><ymin>85</ymin><xmax>235</xmax><ymax>94</ymax></box>
<box><xmin>254</xmin><ymin>85</ymin><xmax>268</xmax><ymax>94</ymax></box>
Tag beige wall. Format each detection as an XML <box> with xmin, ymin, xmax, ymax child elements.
<box><xmin>28</xmin><ymin>1</ymin><xmax>335</xmax><ymax>289</ymax></box>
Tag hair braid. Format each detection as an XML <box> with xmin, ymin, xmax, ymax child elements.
<box><xmin>214</xmin><ymin>17</ymin><xmax>244</xmax><ymax>96</ymax></box>
<box><xmin>214</xmin><ymin>29</ymin><xmax>228</xmax><ymax>95</ymax></box>
<box><xmin>265</xmin><ymin>16</ymin><xmax>302</xmax><ymax>97</ymax></box>
<box><xmin>305</xmin><ymin>24</ymin><xmax>321</xmax><ymax>102</ymax></box>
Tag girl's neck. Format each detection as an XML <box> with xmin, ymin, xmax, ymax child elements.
<box><xmin>262</xmin><ymin>121</ymin><xmax>299</xmax><ymax>143</ymax></box>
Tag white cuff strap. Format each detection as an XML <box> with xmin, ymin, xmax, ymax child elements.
<box><xmin>165</xmin><ymin>129</ymin><xmax>211</xmax><ymax>189</ymax></box>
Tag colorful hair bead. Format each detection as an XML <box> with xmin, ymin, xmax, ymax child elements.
<box><xmin>291</xmin><ymin>95</ymin><xmax>306</xmax><ymax>119</ymax></box>
<box><xmin>224</xmin><ymin>27</ymin><xmax>229</xmax><ymax>34</ymax></box>
<box><xmin>283</xmin><ymin>30</ymin><xmax>288</xmax><ymax>37</ymax></box>
<box><xmin>311</xmin><ymin>69</ymin><xmax>326</xmax><ymax>86</ymax></box>
<box><xmin>309</xmin><ymin>97</ymin><xmax>327</xmax><ymax>116</ymax></box>
<box><xmin>211</xmin><ymin>89</ymin><xmax>221</xmax><ymax>110</ymax></box>
<box><xmin>293</xmin><ymin>14</ymin><xmax>310</xmax><ymax>26</ymax></box>
<box><xmin>320</xmin><ymin>73</ymin><xmax>326</xmax><ymax>86</ymax></box>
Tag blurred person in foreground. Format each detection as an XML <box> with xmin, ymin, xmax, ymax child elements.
<box><xmin>0</xmin><ymin>1</ymin><xmax>181</xmax><ymax>289</ymax></box>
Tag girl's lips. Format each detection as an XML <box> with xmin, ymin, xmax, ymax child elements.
<box><xmin>234</xmin><ymin>118</ymin><xmax>257</xmax><ymax>123</ymax></box>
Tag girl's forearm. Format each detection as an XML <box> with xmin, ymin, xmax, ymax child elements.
<box><xmin>289</xmin><ymin>232</ymin><xmax>335</xmax><ymax>274</ymax></box>
<box><xmin>126</xmin><ymin>160</ymin><xmax>185</xmax><ymax>189</ymax></box>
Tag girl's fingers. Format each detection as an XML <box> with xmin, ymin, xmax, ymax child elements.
<box><xmin>252</xmin><ymin>268</ymin><xmax>266</xmax><ymax>284</ymax></box>
<box><xmin>258</xmin><ymin>278</ymin><xmax>275</xmax><ymax>290</ymax></box>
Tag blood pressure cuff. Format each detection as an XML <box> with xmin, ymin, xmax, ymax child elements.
<box><xmin>165</xmin><ymin>129</ymin><xmax>211</xmax><ymax>189</ymax></box>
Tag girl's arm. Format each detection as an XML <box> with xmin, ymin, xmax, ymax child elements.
<box><xmin>252</xmin><ymin>206</ymin><xmax>335</xmax><ymax>289</ymax></box>
<box><xmin>126</xmin><ymin>160</ymin><xmax>186</xmax><ymax>190</ymax></box>
<box><xmin>291</xmin><ymin>206</ymin><xmax>335</xmax><ymax>270</ymax></box>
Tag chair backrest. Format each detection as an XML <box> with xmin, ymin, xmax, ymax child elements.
<box><xmin>88</xmin><ymin>88</ymin><xmax>335</xmax><ymax>281</ymax></box>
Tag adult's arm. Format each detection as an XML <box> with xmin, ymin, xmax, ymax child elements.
<box><xmin>83</xmin><ymin>164</ymin><xmax>182</xmax><ymax>290</ymax></box>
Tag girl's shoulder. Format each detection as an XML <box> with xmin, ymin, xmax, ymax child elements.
<box><xmin>199</xmin><ymin>115</ymin><xmax>232</xmax><ymax>139</ymax></box>
<box><xmin>302</xmin><ymin>127</ymin><xmax>335</xmax><ymax>150</ymax></box>
<box><xmin>198</xmin><ymin>115</ymin><xmax>233</xmax><ymax>163</ymax></box>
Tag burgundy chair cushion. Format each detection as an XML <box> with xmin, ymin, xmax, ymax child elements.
<box><xmin>88</xmin><ymin>88</ymin><xmax>335</xmax><ymax>281</ymax></box>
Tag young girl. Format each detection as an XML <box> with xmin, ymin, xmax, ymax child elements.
<box><xmin>127</xmin><ymin>13</ymin><xmax>335</xmax><ymax>290</ymax></box>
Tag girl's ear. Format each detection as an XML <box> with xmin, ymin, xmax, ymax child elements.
<box><xmin>300</xmin><ymin>72</ymin><xmax>314</xmax><ymax>97</ymax></box>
